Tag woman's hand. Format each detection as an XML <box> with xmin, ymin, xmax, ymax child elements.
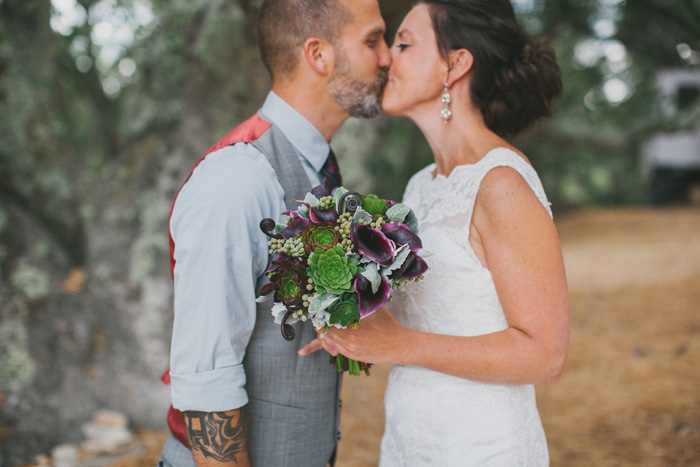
<box><xmin>298</xmin><ymin>306</ymin><xmax>408</xmax><ymax>364</ymax></box>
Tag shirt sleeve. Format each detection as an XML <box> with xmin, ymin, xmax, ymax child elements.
<box><xmin>168</xmin><ymin>144</ymin><xmax>285</xmax><ymax>412</ymax></box>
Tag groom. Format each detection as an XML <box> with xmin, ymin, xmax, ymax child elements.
<box><xmin>158</xmin><ymin>0</ymin><xmax>391</xmax><ymax>466</ymax></box>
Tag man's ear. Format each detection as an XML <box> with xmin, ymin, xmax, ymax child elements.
<box><xmin>303</xmin><ymin>37</ymin><xmax>333</xmax><ymax>76</ymax></box>
<box><xmin>446</xmin><ymin>49</ymin><xmax>473</xmax><ymax>87</ymax></box>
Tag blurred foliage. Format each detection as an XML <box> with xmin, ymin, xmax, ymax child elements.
<box><xmin>376</xmin><ymin>0</ymin><xmax>700</xmax><ymax>207</ymax></box>
<box><xmin>1</xmin><ymin>0</ymin><xmax>700</xmax><ymax>270</ymax></box>
<box><xmin>518</xmin><ymin>0</ymin><xmax>700</xmax><ymax>207</ymax></box>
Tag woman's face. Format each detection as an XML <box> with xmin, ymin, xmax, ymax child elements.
<box><xmin>382</xmin><ymin>4</ymin><xmax>448</xmax><ymax>118</ymax></box>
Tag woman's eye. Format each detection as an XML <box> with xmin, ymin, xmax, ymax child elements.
<box><xmin>396</xmin><ymin>43</ymin><xmax>410</xmax><ymax>51</ymax></box>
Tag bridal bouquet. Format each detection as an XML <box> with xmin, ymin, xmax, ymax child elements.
<box><xmin>257</xmin><ymin>185</ymin><xmax>428</xmax><ymax>375</ymax></box>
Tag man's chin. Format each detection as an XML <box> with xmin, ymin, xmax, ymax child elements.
<box><xmin>353</xmin><ymin>89</ymin><xmax>384</xmax><ymax>119</ymax></box>
<box><xmin>347</xmin><ymin>103</ymin><xmax>382</xmax><ymax>119</ymax></box>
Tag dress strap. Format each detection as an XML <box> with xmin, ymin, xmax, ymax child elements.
<box><xmin>464</xmin><ymin>148</ymin><xmax>552</xmax><ymax>229</ymax></box>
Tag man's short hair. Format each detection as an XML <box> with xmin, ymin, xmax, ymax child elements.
<box><xmin>257</xmin><ymin>0</ymin><xmax>352</xmax><ymax>79</ymax></box>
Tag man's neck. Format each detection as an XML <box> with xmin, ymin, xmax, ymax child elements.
<box><xmin>273</xmin><ymin>84</ymin><xmax>349</xmax><ymax>142</ymax></box>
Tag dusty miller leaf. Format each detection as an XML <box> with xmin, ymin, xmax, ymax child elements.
<box><xmin>309</xmin><ymin>292</ymin><xmax>341</xmax><ymax>314</ymax></box>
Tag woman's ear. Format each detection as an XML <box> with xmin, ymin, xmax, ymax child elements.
<box><xmin>303</xmin><ymin>37</ymin><xmax>332</xmax><ymax>76</ymax></box>
<box><xmin>446</xmin><ymin>49</ymin><xmax>473</xmax><ymax>87</ymax></box>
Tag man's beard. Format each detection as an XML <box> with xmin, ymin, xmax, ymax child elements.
<box><xmin>327</xmin><ymin>48</ymin><xmax>389</xmax><ymax>119</ymax></box>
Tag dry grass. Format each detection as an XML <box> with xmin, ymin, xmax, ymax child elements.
<box><xmin>127</xmin><ymin>208</ymin><xmax>700</xmax><ymax>467</ymax></box>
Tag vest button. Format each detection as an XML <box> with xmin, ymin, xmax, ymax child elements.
<box><xmin>336</xmin><ymin>431</ymin><xmax>341</xmax><ymax>441</ymax></box>
<box><xmin>338</xmin><ymin>399</ymin><xmax>342</xmax><ymax>409</ymax></box>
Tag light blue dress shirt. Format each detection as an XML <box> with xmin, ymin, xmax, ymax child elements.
<box><xmin>169</xmin><ymin>91</ymin><xmax>330</xmax><ymax>412</ymax></box>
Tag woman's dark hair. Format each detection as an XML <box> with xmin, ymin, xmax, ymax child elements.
<box><xmin>420</xmin><ymin>0</ymin><xmax>562</xmax><ymax>138</ymax></box>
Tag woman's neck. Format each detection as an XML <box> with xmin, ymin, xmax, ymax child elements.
<box><xmin>410</xmin><ymin>101</ymin><xmax>506</xmax><ymax>177</ymax></box>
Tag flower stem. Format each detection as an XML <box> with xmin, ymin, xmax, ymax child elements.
<box><xmin>336</xmin><ymin>355</ymin><xmax>343</xmax><ymax>372</ymax></box>
<box><xmin>333</xmin><ymin>354</ymin><xmax>370</xmax><ymax>376</ymax></box>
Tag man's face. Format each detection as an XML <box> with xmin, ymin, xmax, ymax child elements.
<box><xmin>327</xmin><ymin>0</ymin><xmax>391</xmax><ymax>118</ymax></box>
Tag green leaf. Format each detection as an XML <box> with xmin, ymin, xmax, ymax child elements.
<box><xmin>381</xmin><ymin>244</ymin><xmax>410</xmax><ymax>278</ymax></box>
<box><xmin>328</xmin><ymin>298</ymin><xmax>361</xmax><ymax>327</ymax></box>
<box><xmin>255</xmin><ymin>291</ymin><xmax>274</xmax><ymax>303</ymax></box>
<box><xmin>386</xmin><ymin>203</ymin><xmax>411</xmax><ymax>223</ymax></box>
<box><xmin>403</xmin><ymin>209</ymin><xmax>419</xmax><ymax>234</ymax></box>
<box><xmin>309</xmin><ymin>292</ymin><xmax>341</xmax><ymax>314</ymax></box>
<box><xmin>353</xmin><ymin>208</ymin><xmax>373</xmax><ymax>226</ymax></box>
<box><xmin>333</xmin><ymin>186</ymin><xmax>348</xmax><ymax>208</ymax></box>
<box><xmin>360</xmin><ymin>262</ymin><xmax>381</xmax><ymax>294</ymax></box>
<box><xmin>304</xmin><ymin>192</ymin><xmax>320</xmax><ymax>206</ymax></box>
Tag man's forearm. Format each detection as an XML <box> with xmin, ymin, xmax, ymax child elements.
<box><xmin>184</xmin><ymin>407</ymin><xmax>251</xmax><ymax>466</ymax></box>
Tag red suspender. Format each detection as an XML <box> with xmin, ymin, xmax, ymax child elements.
<box><xmin>168</xmin><ymin>113</ymin><xmax>272</xmax><ymax>278</ymax></box>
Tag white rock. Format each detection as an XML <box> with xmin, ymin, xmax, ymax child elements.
<box><xmin>33</xmin><ymin>454</ymin><xmax>51</xmax><ymax>467</ymax></box>
<box><xmin>80</xmin><ymin>420</ymin><xmax>132</xmax><ymax>453</ymax></box>
<box><xmin>51</xmin><ymin>444</ymin><xmax>78</xmax><ymax>467</ymax></box>
<box><xmin>92</xmin><ymin>410</ymin><xmax>128</xmax><ymax>428</ymax></box>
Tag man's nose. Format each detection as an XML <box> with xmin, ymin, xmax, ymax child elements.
<box><xmin>378</xmin><ymin>38</ymin><xmax>392</xmax><ymax>69</ymax></box>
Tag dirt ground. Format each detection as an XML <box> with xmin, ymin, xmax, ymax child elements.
<box><xmin>124</xmin><ymin>207</ymin><xmax>700</xmax><ymax>466</ymax></box>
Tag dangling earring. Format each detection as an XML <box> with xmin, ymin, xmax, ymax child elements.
<box><xmin>440</xmin><ymin>82</ymin><xmax>452</xmax><ymax>124</ymax></box>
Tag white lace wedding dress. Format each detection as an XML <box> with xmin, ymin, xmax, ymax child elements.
<box><xmin>381</xmin><ymin>148</ymin><xmax>551</xmax><ymax>466</ymax></box>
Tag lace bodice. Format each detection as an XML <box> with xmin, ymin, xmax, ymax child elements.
<box><xmin>404</xmin><ymin>147</ymin><xmax>552</xmax><ymax>262</ymax></box>
<box><xmin>380</xmin><ymin>148</ymin><xmax>550</xmax><ymax>466</ymax></box>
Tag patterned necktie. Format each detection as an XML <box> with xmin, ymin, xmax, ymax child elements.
<box><xmin>320</xmin><ymin>149</ymin><xmax>342</xmax><ymax>191</ymax></box>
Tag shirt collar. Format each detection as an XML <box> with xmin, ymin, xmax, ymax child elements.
<box><xmin>260</xmin><ymin>91</ymin><xmax>330</xmax><ymax>173</ymax></box>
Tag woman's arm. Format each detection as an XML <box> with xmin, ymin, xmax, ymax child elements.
<box><xmin>302</xmin><ymin>166</ymin><xmax>570</xmax><ymax>385</ymax></box>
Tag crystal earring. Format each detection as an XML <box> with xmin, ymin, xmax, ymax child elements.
<box><xmin>440</xmin><ymin>82</ymin><xmax>452</xmax><ymax>124</ymax></box>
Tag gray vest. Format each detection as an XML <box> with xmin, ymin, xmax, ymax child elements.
<box><xmin>243</xmin><ymin>115</ymin><xmax>341</xmax><ymax>467</ymax></box>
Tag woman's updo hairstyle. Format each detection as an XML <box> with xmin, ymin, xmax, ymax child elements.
<box><xmin>421</xmin><ymin>0</ymin><xmax>562</xmax><ymax>138</ymax></box>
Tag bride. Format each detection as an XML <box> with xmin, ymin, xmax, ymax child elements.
<box><xmin>301</xmin><ymin>0</ymin><xmax>570</xmax><ymax>465</ymax></box>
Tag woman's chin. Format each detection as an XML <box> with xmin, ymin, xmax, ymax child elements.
<box><xmin>380</xmin><ymin>98</ymin><xmax>402</xmax><ymax>117</ymax></box>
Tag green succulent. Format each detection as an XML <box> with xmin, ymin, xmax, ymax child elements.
<box><xmin>362</xmin><ymin>194</ymin><xmax>389</xmax><ymax>217</ymax></box>
<box><xmin>307</xmin><ymin>245</ymin><xmax>358</xmax><ymax>295</ymax></box>
<box><xmin>328</xmin><ymin>295</ymin><xmax>360</xmax><ymax>327</ymax></box>
<box><xmin>262</xmin><ymin>257</ymin><xmax>308</xmax><ymax>303</ymax></box>
<box><xmin>272</xmin><ymin>268</ymin><xmax>301</xmax><ymax>302</ymax></box>
<box><xmin>301</xmin><ymin>222</ymin><xmax>341</xmax><ymax>254</ymax></box>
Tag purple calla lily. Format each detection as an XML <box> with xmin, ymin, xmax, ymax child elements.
<box><xmin>311</xmin><ymin>185</ymin><xmax>330</xmax><ymax>198</ymax></box>
<box><xmin>353</xmin><ymin>224</ymin><xmax>395</xmax><ymax>267</ymax></box>
<box><xmin>281</xmin><ymin>217</ymin><xmax>310</xmax><ymax>239</ymax></box>
<box><xmin>354</xmin><ymin>274</ymin><xmax>391</xmax><ymax>318</ymax></box>
<box><xmin>400</xmin><ymin>253</ymin><xmax>429</xmax><ymax>279</ymax></box>
<box><xmin>390</xmin><ymin>252</ymin><xmax>414</xmax><ymax>279</ymax></box>
<box><xmin>259</xmin><ymin>281</ymin><xmax>276</xmax><ymax>297</ymax></box>
<box><xmin>382</xmin><ymin>223</ymin><xmax>423</xmax><ymax>252</ymax></box>
<box><xmin>309</xmin><ymin>206</ymin><xmax>339</xmax><ymax>224</ymax></box>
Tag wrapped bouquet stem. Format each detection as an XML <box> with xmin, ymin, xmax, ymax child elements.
<box><xmin>257</xmin><ymin>185</ymin><xmax>428</xmax><ymax>375</ymax></box>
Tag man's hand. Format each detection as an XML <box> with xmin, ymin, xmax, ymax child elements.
<box><xmin>184</xmin><ymin>407</ymin><xmax>251</xmax><ymax>466</ymax></box>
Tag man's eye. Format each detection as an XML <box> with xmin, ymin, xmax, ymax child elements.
<box><xmin>367</xmin><ymin>39</ymin><xmax>378</xmax><ymax>48</ymax></box>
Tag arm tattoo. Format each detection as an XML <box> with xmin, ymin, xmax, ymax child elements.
<box><xmin>184</xmin><ymin>408</ymin><xmax>248</xmax><ymax>463</ymax></box>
